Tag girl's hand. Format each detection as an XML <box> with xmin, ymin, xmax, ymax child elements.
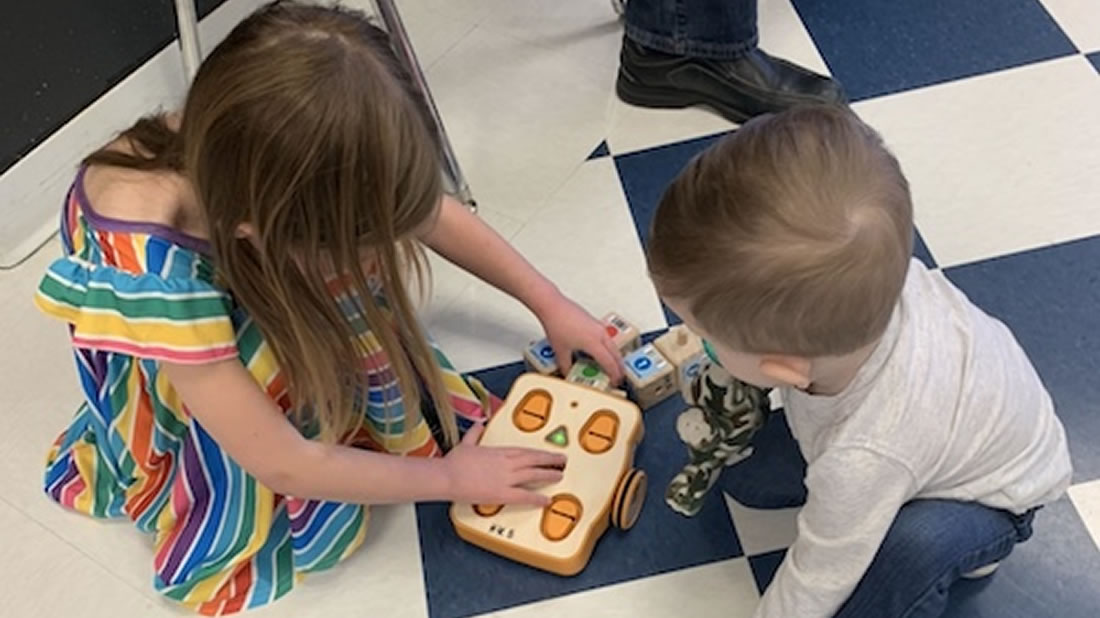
<box><xmin>443</xmin><ymin>424</ymin><xmax>566</xmax><ymax>506</ymax></box>
<box><xmin>536</xmin><ymin>294</ymin><xmax>624</xmax><ymax>383</ymax></box>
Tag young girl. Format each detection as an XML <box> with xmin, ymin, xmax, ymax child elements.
<box><xmin>34</xmin><ymin>2</ymin><xmax>623</xmax><ymax>614</ymax></box>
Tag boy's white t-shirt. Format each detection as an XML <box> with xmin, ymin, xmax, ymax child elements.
<box><xmin>755</xmin><ymin>259</ymin><xmax>1072</xmax><ymax>618</ymax></box>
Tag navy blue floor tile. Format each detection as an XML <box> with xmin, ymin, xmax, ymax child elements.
<box><xmin>914</xmin><ymin>230</ymin><xmax>937</xmax><ymax>270</ymax></box>
<box><xmin>944</xmin><ymin>236</ymin><xmax>1100</xmax><ymax>481</ymax></box>
<box><xmin>792</xmin><ymin>0</ymin><xmax>1078</xmax><ymax>101</ymax></box>
<box><xmin>418</xmin><ymin>360</ymin><xmax>743</xmax><ymax>618</ymax></box>
<box><xmin>586</xmin><ymin>140</ymin><xmax>611</xmax><ymax>160</ymax></box>
<box><xmin>615</xmin><ymin>131</ymin><xmax>726</xmax><ymax>248</ymax></box>
<box><xmin>1088</xmin><ymin>51</ymin><xmax>1100</xmax><ymax>75</ymax></box>
<box><xmin>664</xmin><ymin>307</ymin><xmax>683</xmax><ymax>328</ymax></box>
<box><xmin>718</xmin><ymin>412</ymin><xmax>808</xmax><ymax>510</ymax></box>
<box><xmin>748</xmin><ymin>548</ymin><xmax>787</xmax><ymax>594</ymax></box>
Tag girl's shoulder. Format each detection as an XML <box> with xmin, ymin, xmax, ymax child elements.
<box><xmin>35</xmin><ymin>167</ymin><xmax>238</xmax><ymax>365</ymax></box>
<box><xmin>82</xmin><ymin>155</ymin><xmax>206</xmax><ymax>241</ymax></box>
<box><xmin>66</xmin><ymin>164</ymin><xmax>213</xmax><ymax>276</ymax></box>
<box><xmin>84</xmin><ymin>168</ymin><xmax>180</xmax><ymax>227</ymax></box>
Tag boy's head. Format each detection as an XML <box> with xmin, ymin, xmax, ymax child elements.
<box><xmin>647</xmin><ymin>106</ymin><xmax>913</xmax><ymax>388</ymax></box>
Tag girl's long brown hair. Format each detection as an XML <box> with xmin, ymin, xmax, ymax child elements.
<box><xmin>85</xmin><ymin>1</ymin><xmax>458</xmax><ymax>447</ymax></box>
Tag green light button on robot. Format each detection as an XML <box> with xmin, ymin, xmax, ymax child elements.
<box><xmin>546</xmin><ymin>425</ymin><xmax>569</xmax><ymax>447</ymax></box>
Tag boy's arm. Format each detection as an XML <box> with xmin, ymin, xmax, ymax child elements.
<box><xmin>754</xmin><ymin>447</ymin><xmax>916</xmax><ymax>618</ymax></box>
<box><xmin>419</xmin><ymin>195</ymin><xmax>622</xmax><ymax>380</ymax></box>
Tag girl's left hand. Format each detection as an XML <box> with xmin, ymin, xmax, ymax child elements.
<box><xmin>536</xmin><ymin>295</ymin><xmax>624</xmax><ymax>383</ymax></box>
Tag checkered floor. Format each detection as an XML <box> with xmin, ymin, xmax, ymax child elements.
<box><xmin>420</xmin><ymin>1</ymin><xmax>1100</xmax><ymax>616</ymax></box>
<box><xmin>1</xmin><ymin>0</ymin><xmax>1098</xmax><ymax>616</ymax></box>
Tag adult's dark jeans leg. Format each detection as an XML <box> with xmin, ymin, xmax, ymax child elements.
<box><xmin>836</xmin><ymin>500</ymin><xmax>1038</xmax><ymax>618</ymax></box>
<box><xmin>624</xmin><ymin>0</ymin><xmax>758</xmax><ymax>60</ymax></box>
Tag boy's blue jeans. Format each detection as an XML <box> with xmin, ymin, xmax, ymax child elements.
<box><xmin>625</xmin><ymin>0</ymin><xmax>759</xmax><ymax>60</ymax></box>
<box><xmin>723</xmin><ymin>416</ymin><xmax>1038</xmax><ymax>617</ymax></box>
<box><xmin>837</xmin><ymin>500</ymin><xmax>1036</xmax><ymax>617</ymax></box>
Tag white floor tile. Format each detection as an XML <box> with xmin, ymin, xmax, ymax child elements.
<box><xmin>425</xmin><ymin>26</ymin><xmax>616</xmax><ymax>221</ymax></box>
<box><xmin>425</xmin><ymin>158</ymin><xmax>667</xmax><ymax>373</ymax></box>
<box><xmin>477</xmin><ymin>0</ymin><xmax>624</xmax><ymax>74</ymax></box>
<box><xmin>605</xmin><ymin>101</ymin><xmax>735</xmax><ymax>158</ymax></box>
<box><xmin>0</xmin><ymin>498</ymin><xmax>176</xmax><ymax>616</ymax></box>
<box><xmin>1068</xmin><ymin>480</ymin><xmax>1100</xmax><ymax>554</ymax></box>
<box><xmin>483</xmin><ymin>557</ymin><xmax>760</xmax><ymax>618</ymax></box>
<box><xmin>854</xmin><ymin>55</ymin><xmax>1100</xmax><ymax>267</ymax></box>
<box><xmin>371</xmin><ymin>0</ymin><xmax>492</xmax><ymax>70</ymax></box>
<box><xmin>768</xmin><ymin>389</ymin><xmax>785</xmax><ymax>411</ymax></box>
<box><xmin>249</xmin><ymin>504</ymin><xmax>428</xmax><ymax>618</ymax></box>
<box><xmin>1040</xmin><ymin>0</ymin><xmax>1100</xmax><ymax>53</ymax></box>
<box><xmin>724</xmin><ymin>494</ymin><xmax>800</xmax><ymax>557</ymax></box>
<box><xmin>758</xmin><ymin>0</ymin><xmax>831</xmax><ymax>76</ymax></box>
<box><xmin>477</xmin><ymin>0</ymin><xmax>625</xmax><ymax>138</ymax></box>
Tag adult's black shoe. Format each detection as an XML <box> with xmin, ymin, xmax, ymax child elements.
<box><xmin>616</xmin><ymin>36</ymin><xmax>846</xmax><ymax>123</ymax></box>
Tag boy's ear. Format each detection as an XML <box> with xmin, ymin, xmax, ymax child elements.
<box><xmin>759</xmin><ymin>356</ymin><xmax>812</xmax><ymax>390</ymax></box>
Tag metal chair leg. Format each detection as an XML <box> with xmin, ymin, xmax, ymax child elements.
<box><xmin>173</xmin><ymin>0</ymin><xmax>202</xmax><ymax>80</ymax></box>
<box><xmin>372</xmin><ymin>0</ymin><xmax>477</xmax><ymax>212</ymax></box>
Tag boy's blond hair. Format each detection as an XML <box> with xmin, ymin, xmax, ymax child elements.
<box><xmin>647</xmin><ymin>106</ymin><xmax>913</xmax><ymax>357</ymax></box>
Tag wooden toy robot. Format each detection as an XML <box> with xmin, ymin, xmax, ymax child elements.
<box><xmin>451</xmin><ymin>374</ymin><xmax>648</xmax><ymax>575</ymax></box>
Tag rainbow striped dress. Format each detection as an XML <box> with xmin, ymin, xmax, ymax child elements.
<box><xmin>34</xmin><ymin>168</ymin><xmax>494</xmax><ymax>615</ymax></box>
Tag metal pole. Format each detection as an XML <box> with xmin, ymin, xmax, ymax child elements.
<box><xmin>174</xmin><ymin>0</ymin><xmax>203</xmax><ymax>80</ymax></box>
<box><xmin>373</xmin><ymin>0</ymin><xmax>477</xmax><ymax>211</ymax></box>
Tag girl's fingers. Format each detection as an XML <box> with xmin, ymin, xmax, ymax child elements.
<box><xmin>500</xmin><ymin>447</ymin><xmax>566</xmax><ymax>464</ymax></box>
<box><xmin>511</xmin><ymin>450</ymin><xmax>568</xmax><ymax>470</ymax></box>
<box><xmin>588</xmin><ymin>337</ymin><xmax>624</xmax><ymax>383</ymax></box>
<box><xmin>513</xmin><ymin>467</ymin><xmax>565</xmax><ymax>487</ymax></box>
<box><xmin>503</xmin><ymin>488</ymin><xmax>551</xmax><ymax>507</ymax></box>
<box><xmin>500</xmin><ymin>447</ymin><xmax>539</xmax><ymax>458</ymax></box>
<box><xmin>550</xmin><ymin>340</ymin><xmax>573</xmax><ymax>377</ymax></box>
<box><xmin>462</xmin><ymin>422</ymin><xmax>485</xmax><ymax>445</ymax></box>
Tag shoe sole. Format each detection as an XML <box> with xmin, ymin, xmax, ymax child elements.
<box><xmin>615</xmin><ymin>70</ymin><xmax>753</xmax><ymax>124</ymax></box>
<box><xmin>961</xmin><ymin>563</ymin><xmax>1000</xmax><ymax>579</ymax></box>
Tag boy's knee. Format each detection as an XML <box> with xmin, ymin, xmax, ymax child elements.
<box><xmin>881</xmin><ymin>510</ymin><xmax>945</xmax><ymax>560</ymax></box>
<box><xmin>877</xmin><ymin>500</ymin><xmax>1016</xmax><ymax>573</ymax></box>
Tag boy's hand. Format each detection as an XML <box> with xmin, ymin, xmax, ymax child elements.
<box><xmin>535</xmin><ymin>295</ymin><xmax>624</xmax><ymax>383</ymax></box>
<box><xmin>443</xmin><ymin>424</ymin><xmax>566</xmax><ymax>506</ymax></box>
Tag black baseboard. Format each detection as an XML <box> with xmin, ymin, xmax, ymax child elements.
<box><xmin>0</xmin><ymin>0</ymin><xmax>229</xmax><ymax>175</ymax></box>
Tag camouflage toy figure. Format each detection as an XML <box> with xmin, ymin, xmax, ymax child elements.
<box><xmin>666</xmin><ymin>358</ymin><xmax>771</xmax><ymax>517</ymax></box>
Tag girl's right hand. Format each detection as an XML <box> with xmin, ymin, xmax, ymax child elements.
<box><xmin>443</xmin><ymin>423</ymin><xmax>566</xmax><ymax>506</ymax></box>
